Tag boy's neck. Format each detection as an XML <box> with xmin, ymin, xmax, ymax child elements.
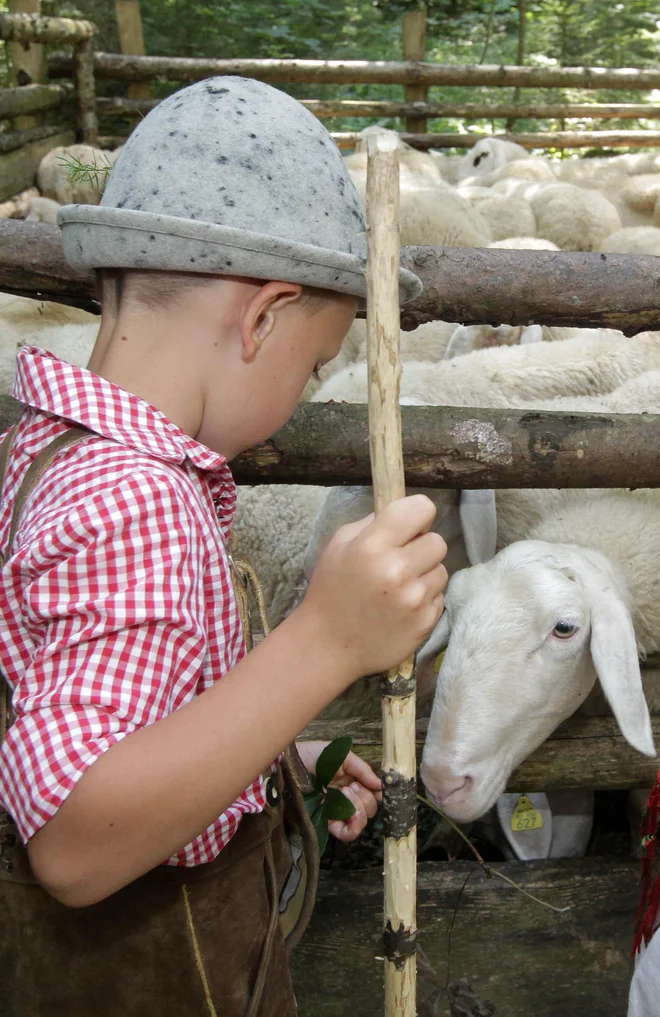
<box><xmin>87</xmin><ymin>305</ymin><xmax>208</xmax><ymax>441</ymax></box>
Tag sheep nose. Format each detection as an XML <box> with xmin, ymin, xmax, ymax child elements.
<box><xmin>423</xmin><ymin>774</ymin><xmax>472</xmax><ymax>806</ymax></box>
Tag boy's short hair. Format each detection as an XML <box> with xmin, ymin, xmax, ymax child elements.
<box><xmin>95</xmin><ymin>268</ymin><xmax>339</xmax><ymax>318</ymax></box>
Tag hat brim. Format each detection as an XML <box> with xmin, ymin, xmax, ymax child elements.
<box><xmin>58</xmin><ymin>205</ymin><xmax>423</xmax><ymax>306</ymax></box>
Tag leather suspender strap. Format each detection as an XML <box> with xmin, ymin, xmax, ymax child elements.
<box><xmin>0</xmin><ymin>425</ymin><xmax>91</xmax><ymax>743</ymax></box>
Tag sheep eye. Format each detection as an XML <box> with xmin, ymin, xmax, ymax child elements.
<box><xmin>473</xmin><ymin>154</ymin><xmax>482</xmax><ymax>166</ymax></box>
<box><xmin>553</xmin><ymin>621</ymin><xmax>578</xmax><ymax>639</ymax></box>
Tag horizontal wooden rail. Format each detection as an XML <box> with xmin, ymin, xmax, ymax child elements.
<box><xmin>96</xmin><ymin>96</ymin><xmax>660</xmax><ymax>122</ymax></box>
<box><xmin>2</xmin><ymin>396</ymin><xmax>660</xmax><ymax>490</ymax></box>
<box><xmin>302</xmin><ymin>713</ymin><xmax>660</xmax><ymax>791</ymax></box>
<box><xmin>4</xmin><ymin>222</ymin><xmax>660</xmax><ymax>334</ymax></box>
<box><xmin>47</xmin><ymin>53</ymin><xmax>660</xmax><ymax>90</ymax></box>
<box><xmin>332</xmin><ymin>130</ymin><xmax>660</xmax><ymax>150</ymax></box>
<box><xmin>0</xmin><ymin>83</ymin><xmax>68</xmax><ymax>119</ymax></box>
<box><xmin>0</xmin><ymin>124</ymin><xmax>65</xmax><ymax>155</ymax></box>
<box><xmin>0</xmin><ymin>12</ymin><xmax>96</xmax><ymax>44</ymax></box>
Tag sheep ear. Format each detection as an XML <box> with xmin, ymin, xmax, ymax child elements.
<box><xmin>459</xmin><ymin>489</ymin><xmax>497</xmax><ymax>565</ymax></box>
<box><xmin>520</xmin><ymin>324</ymin><xmax>543</xmax><ymax>345</ymax></box>
<box><xmin>589</xmin><ymin>583</ymin><xmax>656</xmax><ymax>757</ymax></box>
<box><xmin>416</xmin><ymin>611</ymin><xmax>451</xmax><ymax>697</ymax></box>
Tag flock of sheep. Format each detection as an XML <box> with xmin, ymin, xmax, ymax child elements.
<box><xmin>4</xmin><ymin>129</ymin><xmax>660</xmax><ymax>870</ymax></box>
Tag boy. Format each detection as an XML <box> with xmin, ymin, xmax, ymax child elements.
<box><xmin>0</xmin><ymin>77</ymin><xmax>447</xmax><ymax>1016</ymax></box>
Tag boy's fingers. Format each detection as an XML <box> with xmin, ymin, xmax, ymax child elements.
<box><xmin>333</xmin><ymin>513</ymin><xmax>375</xmax><ymax>546</ymax></box>
<box><xmin>339</xmin><ymin>752</ymin><xmax>382</xmax><ymax>792</ymax></box>
<box><xmin>404</xmin><ymin>532</ymin><xmax>448</xmax><ymax>577</ymax></box>
<box><xmin>369</xmin><ymin>495</ymin><xmax>438</xmax><ymax>547</ymax></box>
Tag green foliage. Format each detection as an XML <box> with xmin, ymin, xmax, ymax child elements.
<box><xmin>303</xmin><ymin>735</ymin><xmax>356</xmax><ymax>856</ymax></box>
<box><xmin>8</xmin><ymin>0</ymin><xmax>660</xmax><ymax>142</ymax></box>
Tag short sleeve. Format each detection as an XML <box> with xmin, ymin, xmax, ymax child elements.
<box><xmin>0</xmin><ymin>467</ymin><xmax>211</xmax><ymax>842</ymax></box>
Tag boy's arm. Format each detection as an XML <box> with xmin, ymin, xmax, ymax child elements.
<box><xmin>28</xmin><ymin>496</ymin><xmax>447</xmax><ymax>907</ymax></box>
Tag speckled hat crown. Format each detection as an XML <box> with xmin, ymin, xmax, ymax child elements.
<box><xmin>58</xmin><ymin>76</ymin><xmax>422</xmax><ymax>303</ymax></box>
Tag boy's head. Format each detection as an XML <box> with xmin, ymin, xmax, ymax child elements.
<box><xmin>92</xmin><ymin>267</ymin><xmax>356</xmax><ymax>456</ymax></box>
<box><xmin>57</xmin><ymin>76</ymin><xmax>421</xmax><ymax>454</ymax></box>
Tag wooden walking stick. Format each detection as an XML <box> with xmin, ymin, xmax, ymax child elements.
<box><xmin>366</xmin><ymin>132</ymin><xmax>417</xmax><ymax>1017</ymax></box>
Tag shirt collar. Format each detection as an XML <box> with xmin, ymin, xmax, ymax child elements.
<box><xmin>13</xmin><ymin>346</ymin><xmax>231</xmax><ymax>479</ymax></box>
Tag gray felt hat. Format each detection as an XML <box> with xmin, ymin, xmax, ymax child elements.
<box><xmin>58</xmin><ymin>76</ymin><xmax>422</xmax><ymax>304</ymax></box>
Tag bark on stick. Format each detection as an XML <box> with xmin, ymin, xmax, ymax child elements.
<box><xmin>366</xmin><ymin>132</ymin><xmax>417</xmax><ymax>1017</ymax></box>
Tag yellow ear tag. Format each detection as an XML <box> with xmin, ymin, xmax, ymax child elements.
<box><xmin>510</xmin><ymin>796</ymin><xmax>544</xmax><ymax>832</ymax></box>
<box><xmin>434</xmin><ymin>651</ymin><xmax>446</xmax><ymax>674</ymax></box>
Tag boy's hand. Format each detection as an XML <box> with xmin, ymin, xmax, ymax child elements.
<box><xmin>297</xmin><ymin>740</ymin><xmax>382</xmax><ymax>843</ymax></box>
<box><xmin>302</xmin><ymin>495</ymin><xmax>448</xmax><ymax>681</ymax></box>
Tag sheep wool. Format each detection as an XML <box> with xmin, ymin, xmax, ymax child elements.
<box><xmin>530</xmin><ymin>183</ymin><xmax>622</xmax><ymax>252</ymax></box>
<box><xmin>600</xmin><ymin>225</ymin><xmax>660</xmax><ymax>257</ymax></box>
<box><xmin>37</xmin><ymin>144</ymin><xmax>114</xmax><ymax>205</ymax></box>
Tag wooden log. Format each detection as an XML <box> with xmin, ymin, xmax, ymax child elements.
<box><xmin>95</xmin><ymin>97</ymin><xmax>660</xmax><ymax>121</ymax></box>
<box><xmin>0</xmin><ymin>83</ymin><xmax>67</xmax><ymax>119</ymax></box>
<box><xmin>0</xmin><ymin>130</ymin><xmax>74</xmax><ymax>202</ymax></box>
<box><xmin>397</xmin><ymin>246</ymin><xmax>660</xmax><ymax>334</ymax></box>
<box><xmin>114</xmin><ymin>0</ymin><xmax>150</xmax><ymax>101</ymax></box>
<box><xmin>6</xmin><ymin>223</ymin><xmax>660</xmax><ymax>334</ymax></box>
<box><xmin>74</xmin><ymin>38</ymin><xmax>99</xmax><ymax>145</ymax></box>
<box><xmin>402</xmin><ymin>9</ymin><xmax>427</xmax><ymax>135</ymax></box>
<box><xmin>302</xmin><ymin>713</ymin><xmax>660</xmax><ymax>791</ymax></box>
<box><xmin>0</xmin><ymin>11</ymin><xmax>96</xmax><ymax>44</ymax></box>
<box><xmin>331</xmin><ymin>129</ymin><xmax>660</xmax><ymax>150</ymax></box>
<box><xmin>0</xmin><ymin>397</ymin><xmax>657</xmax><ymax>490</ymax></box>
<box><xmin>365</xmin><ymin>133</ymin><xmax>417</xmax><ymax>1016</ymax></box>
<box><xmin>94</xmin><ymin>126</ymin><xmax>660</xmax><ymax>152</ymax></box>
<box><xmin>292</xmin><ymin>858</ymin><xmax>639</xmax><ymax>1017</ymax></box>
<box><xmin>0</xmin><ymin>124</ymin><xmax>65</xmax><ymax>155</ymax></box>
<box><xmin>46</xmin><ymin>52</ymin><xmax>660</xmax><ymax>90</ymax></box>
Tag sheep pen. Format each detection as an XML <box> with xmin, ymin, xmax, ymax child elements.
<box><xmin>4</xmin><ymin>5</ymin><xmax>660</xmax><ymax>1011</ymax></box>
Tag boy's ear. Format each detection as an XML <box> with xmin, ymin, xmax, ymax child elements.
<box><xmin>241</xmin><ymin>280</ymin><xmax>303</xmax><ymax>361</ymax></box>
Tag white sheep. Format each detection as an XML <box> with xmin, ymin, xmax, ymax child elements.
<box><xmin>466</xmin><ymin>194</ymin><xmax>536</xmax><ymax>242</ymax></box>
<box><xmin>0</xmin><ymin>294</ymin><xmax>99</xmax><ymax>393</ymax></box>
<box><xmin>530</xmin><ymin>183</ymin><xmax>622</xmax><ymax>252</ymax></box>
<box><xmin>457</xmin><ymin>137</ymin><xmax>529</xmax><ymax>181</ymax></box>
<box><xmin>600</xmin><ymin>225</ymin><xmax>660</xmax><ymax>257</ymax></box>
<box><xmin>37</xmin><ymin>144</ymin><xmax>115</xmax><ymax>205</ymax></box>
<box><xmin>462</xmin><ymin>157</ymin><xmax>555</xmax><ymax>189</ymax></box>
<box><xmin>349</xmin><ymin>174</ymin><xmax>493</xmax><ymax>248</ymax></box>
<box><xmin>488</xmin><ymin>236</ymin><xmax>559</xmax><ymax>250</ymax></box>
<box><xmin>311</xmin><ymin>330</ymin><xmax>660</xmax><ymax>408</ymax></box>
<box><xmin>233</xmin><ymin>485</ymin><xmax>328</xmax><ymax>628</ymax></box>
<box><xmin>417</xmin><ymin>491</ymin><xmax>659</xmax><ymax>824</ymax></box>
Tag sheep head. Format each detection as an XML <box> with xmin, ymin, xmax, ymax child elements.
<box><xmin>418</xmin><ymin>539</ymin><xmax>655</xmax><ymax>823</ymax></box>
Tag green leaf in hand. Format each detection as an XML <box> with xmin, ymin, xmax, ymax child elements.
<box><xmin>302</xmin><ymin>735</ymin><xmax>357</xmax><ymax>855</ymax></box>
<box><xmin>324</xmin><ymin>786</ymin><xmax>357</xmax><ymax>822</ymax></box>
<box><xmin>315</xmin><ymin>735</ymin><xmax>354</xmax><ymax>789</ymax></box>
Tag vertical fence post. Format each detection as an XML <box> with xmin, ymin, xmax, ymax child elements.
<box><xmin>403</xmin><ymin>7</ymin><xmax>427</xmax><ymax>136</ymax></box>
<box><xmin>7</xmin><ymin>0</ymin><xmax>46</xmax><ymax>131</ymax></box>
<box><xmin>366</xmin><ymin>132</ymin><xmax>417</xmax><ymax>1017</ymax></box>
<box><xmin>114</xmin><ymin>0</ymin><xmax>151</xmax><ymax>100</ymax></box>
<box><xmin>75</xmin><ymin>39</ymin><xmax>99</xmax><ymax>146</ymax></box>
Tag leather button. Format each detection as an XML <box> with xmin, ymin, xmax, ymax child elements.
<box><xmin>265</xmin><ymin>777</ymin><xmax>280</xmax><ymax>807</ymax></box>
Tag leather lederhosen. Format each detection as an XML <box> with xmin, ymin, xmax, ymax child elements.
<box><xmin>0</xmin><ymin>424</ymin><xmax>319</xmax><ymax>1017</ymax></box>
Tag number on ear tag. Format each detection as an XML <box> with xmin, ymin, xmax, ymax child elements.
<box><xmin>510</xmin><ymin>795</ymin><xmax>544</xmax><ymax>832</ymax></box>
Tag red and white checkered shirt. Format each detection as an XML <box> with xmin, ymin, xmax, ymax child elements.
<box><xmin>0</xmin><ymin>346</ymin><xmax>269</xmax><ymax>866</ymax></box>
